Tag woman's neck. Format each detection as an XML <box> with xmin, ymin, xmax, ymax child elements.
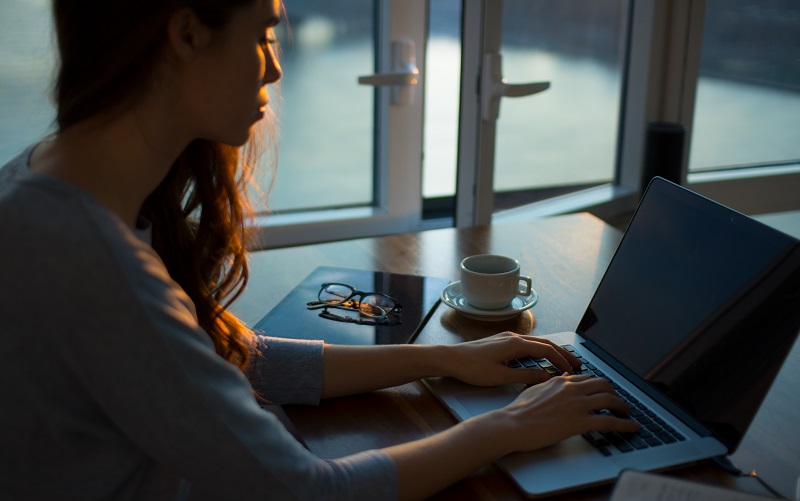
<box><xmin>29</xmin><ymin>103</ymin><xmax>191</xmax><ymax>228</ymax></box>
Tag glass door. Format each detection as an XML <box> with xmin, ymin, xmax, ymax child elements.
<box><xmin>252</xmin><ymin>0</ymin><xmax>429</xmax><ymax>248</ymax></box>
<box><xmin>452</xmin><ymin>0</ymin><xmax>631</xmax><ymax>226</ymax></box>
<box><xmin>266</xmin><ymin>2</ymin><xmax>378</xmax><ymax>212</ymax></box>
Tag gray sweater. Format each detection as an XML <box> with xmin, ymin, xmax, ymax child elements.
<box><xmin>0</xmin><ymin>146</ymin><xmax>398</xmax><ymax>500</ymax></box>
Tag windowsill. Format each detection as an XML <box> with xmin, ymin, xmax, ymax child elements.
<box><xmin>493</xmin><ymin>183</ymin><xmax>639</xmax><ymax>223</ymax></box>
<box><xmin>494</xmin><ymin>164</ymin><xmax>800</xmax><ymax>228</ymax></box>
<box><xmin>687</xmin><ymin>163</ymin><xmax>800</xmax><ymax>216</ymax></box>
<box><xmin>248</xmin><ymin>205</ymin><xmax>428</xmax><ymax>250</ymax></box>
<box><xmin>252</xmin><ymin>206</ymin><xmax>379</xmax><ymax>228</ymax></box>
<box><xmin>688</xmin><ymin>162</ymin><xmax>800</xmax><ymax>184</ymax></box>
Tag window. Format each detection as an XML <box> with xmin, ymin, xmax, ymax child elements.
<box><xmin>2</xmin><ymin>1</ymin><xmax>797</xmax><ymax>248</ymax></box>
<box><xmin>689</xmin><ymin>0</ymin><xmax>800</xmax><ymax>171</ymax></box>
<box><xmin>422</xmin><ymin>0</ymin><xmax>462</xmax><ymax>202</ymax></box>
<box><xmin>266</xmin><ymin>3</ymin><xmax>375</xmax><ymax>213</ymax></box>
<box><xmin>455</xmin><ymin>0</ymin><xmax>633</xmax><ymax>226</ymax></box>
<box><xmin>0</xmin><ymin>1</ymin><xmax>55</xmax><ymax>166</ymax></box>
<box><xmin>249</xmin><ymin>0</ymin><xmax>429</xmax><ymax>248</ymax></box>
<box><xmin>421</xmin><ymin>0</ymin><xmax>630</xmax><ymax>214</ymax></box>
<box><xmin>493</xmin><ymin>0</ymin><xmax>628</xmax><ymax>206</ymax></box>
<box><xmin>494</xmin><ymin>0</ymin><xmax>800</xmax><ymax>224</ymax></box>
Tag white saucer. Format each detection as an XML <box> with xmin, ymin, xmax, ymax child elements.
<box><xmin>440</xmin><ymin>281</ymin><xmax>538</xmax><ymax>321</ymax></box>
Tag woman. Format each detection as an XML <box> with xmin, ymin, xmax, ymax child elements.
<box><xmin>0</xmin><ymin>0</ymin><xmax>638</xmax><ymax>499</ymax></box>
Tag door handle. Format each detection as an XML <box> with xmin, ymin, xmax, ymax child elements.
<box><xmin>481</xmin><ymin>52</ymin><xmax>550</xmax><ymax>121</ymax></box>
<box><xmin>358</xmin><ymin>39</ymin><xmax>419</xmax><ymax>106</ymax></box>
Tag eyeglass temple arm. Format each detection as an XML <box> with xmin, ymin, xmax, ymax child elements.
<box><xmin>318</xmin><ymin>311</ymin><xmax>375</xmax><ymax>325</ymax></box>
<box><xmin>307</xmin><ymin>300</ymin><xmax>359</xmax><ymax>310</ymax></box>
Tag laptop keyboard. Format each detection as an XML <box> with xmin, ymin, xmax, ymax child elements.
<box><xmin>509</xmin><ymin>345</ymin><xmax>686</xmax><ymax>456</ymax></box>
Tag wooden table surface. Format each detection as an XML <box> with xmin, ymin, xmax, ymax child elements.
<box><xmin>231</xmin><ymin>213</ymin><xmax>795</xmax><ymax>500</ymax></box>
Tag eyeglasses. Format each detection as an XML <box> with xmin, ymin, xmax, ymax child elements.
<box><xmin>306</xmin><ymin>282</ymin><xmax>403</xmax><ymax>324</ymax></box>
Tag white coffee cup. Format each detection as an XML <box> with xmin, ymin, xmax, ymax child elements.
<box><xmin>460</xmin><ymin>254</ymin><xmax>533</xmax><ymax>310</ymax></box>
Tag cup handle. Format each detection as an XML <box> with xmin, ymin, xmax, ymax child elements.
<box><xmin>518</xmin><ymin>276</ymin><xmax>532</xmax><ymax>296</ymax></box>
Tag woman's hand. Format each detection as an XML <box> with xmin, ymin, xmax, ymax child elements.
<box><xmin>443</xmin><ymin>332</ymin><xmax>582</xmax><ymax>387</ymax></box>
<box><xmin>487</xmin><ymin>374</ymin><xmax>641</xmax><ymax>453</ymax></box>
<box><xmin>386</xmin><ymin>373</ymin><xmax>640</xmax><ymax>500</ymax></box>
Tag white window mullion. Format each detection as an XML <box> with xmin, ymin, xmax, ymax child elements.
<box><xmin>380</xmin><ymin>0</ymin><xmax>426</xmax><ymax>225</ymax></box>
<box><xmin>455</xmin><ymin>0</ymin><xmax>504</xmax><ymax>227</ymax></box>
<box><xmin>454</xmin><ymin>0</ymin><xmax>489</xmax><ymax>227</ymax></box>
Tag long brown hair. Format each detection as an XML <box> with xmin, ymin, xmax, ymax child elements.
<box><xmin>52</xmin><ymin>0</ymin><xmax>270</xmax><ymax>370</ymax></box>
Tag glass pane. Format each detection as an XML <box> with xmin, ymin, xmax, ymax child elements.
<box><xmin>689</xmin><ymin>0</ymin><xmax>800</xmax><ymax>171</ymax></box>
<box><xmin>258</xmin><ymin>2</ymin><xmax>375</xmax><ymax>213</ymax></box>
<box><xmin>0</xmin><ymin>2</ymin><xmax>377</xmax><ymax>216</ymax></box>
<box><xmin>494</xmin><ymin>0</ymin><xmax>628</xmax><ymax>203</ymax></box>
<box><xmin>0</xmin><ymin>1</ymin><xmax>56</xmax><ymax>165</ymax></box>
<box><xmin>422</xmin><ymin>0</ymin><xmax>462</xmax><ymax>199</ymax></box>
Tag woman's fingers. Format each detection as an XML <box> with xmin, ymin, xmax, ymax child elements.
<box><xmin>589</xmin><ymin>412</ymin><xmax>642</xmax><ymax>434</ymax></box>
<box><xmin>580</xmin><ymin>391</ymin><xmax>630</xmax><ymax>415</ymax></box>
<box><xmin>513</xmin><ymin>335</ymin><xmax>581</xmax><ymax>374</ymax></box>
<box><xmin>502</xmin><ymin>375</ymin><xmax>641</xmax><ymax>452</ymax></box>
<box><xmin>554</xmin><ymin>376</ymin><xmax>641</xmax><ymax>433</ymax></box>
<box><xmin>478</xmin><ymin>332</ymin><xmax>580</xmax><ymax>376</ymax></box>
<box><xmin>537</xmin><ymin>337</ymin><xmax>581</xmax><ymax>368</ymax></box>
<box><xmin>451</xmin><ymin>333</ymin><xmax>598</xmax><ymax>388</ymax></box>
<box><xmin>516</xmin><ymin>374</ymin><xmax>635</xmax><ymax>421</ymax></box>
<box><xmin>518</xmin><ymin>368</ymin><xmax>552</xmax><ymax>386</ymax></box>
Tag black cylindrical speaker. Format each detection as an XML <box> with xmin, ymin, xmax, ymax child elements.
<box><xmin>642</xmin><ymin>122</ymin><xmax>685</xmax><ymax>192</ymax></box>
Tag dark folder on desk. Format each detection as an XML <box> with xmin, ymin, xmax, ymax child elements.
<box><xmin>254</xmin><ymin>266</ymin><xmax>449</xmax><ymax>345</ymax></box>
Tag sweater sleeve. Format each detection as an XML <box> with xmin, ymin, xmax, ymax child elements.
<box><xmin>245</xmin><ymin>335</ymin><xmax>324</xmax><ymax>405</ymax></box>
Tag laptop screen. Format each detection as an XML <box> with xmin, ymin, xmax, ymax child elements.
<box><xmin>577</xmin><ymin>178</ymin><xmax>800</xmax><ymax>449</ymax></box>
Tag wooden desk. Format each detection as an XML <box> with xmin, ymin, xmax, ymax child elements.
<box><xmin>231</xmin><ymin>213</ymin><xmax>793</xmax><ymax>500</ymax></box>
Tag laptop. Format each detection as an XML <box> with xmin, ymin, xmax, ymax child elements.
<box><xmin>424</xmin><ymin>177</ymin><xmax>800</xmax><ymax>497</ymax></box>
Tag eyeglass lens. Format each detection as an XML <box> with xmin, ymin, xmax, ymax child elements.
<box><xmin>319</xmin><ymin>283</ymin><xmax>397</xmax><ymax>318</ymax></box>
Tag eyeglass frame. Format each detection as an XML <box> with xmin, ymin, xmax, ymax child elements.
<box><xmin>306</xmin><ymin>282</ymin><xmax>403</xmax><ymax>319</ymax></box>
<box><xmin>316</xmin><ymin>308</ymin><xmax>402</xmax><ymax>326</ymax></box>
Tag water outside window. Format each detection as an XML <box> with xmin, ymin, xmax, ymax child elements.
<box><xmin>265</xmin><ymin>2</ymin><xmax>375</xmax><ymax>213</ymax></box>
<box><xmin>493</xmin><ymin>0</ymin><xmax>627</xmax><ymax>197</ymax></box>
<box><xmin>689</xmin><ymin>0</ymin><xmax>800</xmax><ymax>171</ymax></box>
<box><xmin>0</xmin><ymin>0</ymin><xmax>56</xmax><ymax>165</ymax></box>
<box><xmin>422</xmin><ymin>1</ymin><xmax>462</xmax><ymax>200</ymax></box>
<box><xmin>423</xmin><ymin>0</ymin><xmax>629</xmax><ymax>203</ymax></box>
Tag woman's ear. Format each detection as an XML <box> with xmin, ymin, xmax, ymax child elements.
<box><xmin>166</xmin><ymin>7</ymin><xmax>212</xmax><ymax>62</ymax></box>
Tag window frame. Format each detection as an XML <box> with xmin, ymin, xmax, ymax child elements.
<box><xmin>249</xmin><ymin>0</ymin><xmax>431</xmax><ymax>249</ymax></box>
<box><xmin>251</xmin><ymin>0</ymin><xmax>800</xmax><ymax>250</ymax></box>
<box><xmin>494</xmin><ymin>0</ymin><xmax>800</xmax><ymax>224</ymax></box>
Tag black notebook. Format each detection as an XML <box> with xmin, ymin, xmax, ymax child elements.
<box><xmin>254</xmin><ymin>266</ymin><xmax>450</xmax><ymax>345</ymax></box>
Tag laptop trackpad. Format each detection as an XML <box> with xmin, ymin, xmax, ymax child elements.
<box><xmin>449</xmin><ymin>384</ymin><xmax>522</xmax><ymax>417</ymax></box>
<box><xmin>424</xmin><ymin>377</ymin><xmax>524</xmax><ymax>418</ymax></box>
<box><xmin>498</xmin><ymin>436</ymin><xmax>620</xmax><ymax>496</ymax></box>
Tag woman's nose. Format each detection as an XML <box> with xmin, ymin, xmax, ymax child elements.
<box><xmin>263</xmin><ymin>49</ymin><xmax>282</xmax><ymax>85</ymax></box>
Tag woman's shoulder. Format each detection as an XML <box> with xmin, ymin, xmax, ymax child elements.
<box><xmin>0</xmin><ymin>148</ymin><xmax>198</xmax><ymax>345</ymax></box>
<box><xmin>2</xmin><ymin>145</ymin><xmax>134</xmax><ymax>248</ymax></box>
<box><xmin>0</xmin><ymin>146</ymin><xmax>165</xmax><ymax>298</ymax></box>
